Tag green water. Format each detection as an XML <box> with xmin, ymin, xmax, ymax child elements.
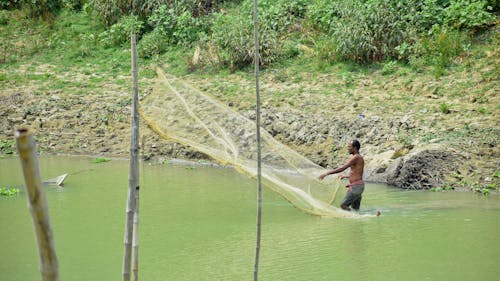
<box><xmin>1</xmin><ymin>156</ymin><xmax>499</xmax><ymax>281</ymax></box>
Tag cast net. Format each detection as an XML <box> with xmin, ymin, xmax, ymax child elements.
<box><xmin>140</xmin><ymin>67</ymin><xmax>359</xmax><ymax>217</ymax></box>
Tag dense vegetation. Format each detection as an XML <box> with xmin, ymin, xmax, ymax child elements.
<box><xmin>1</xmin><ymin>0</ymin><xmax>498</xmax><ymax>74</ymax></box>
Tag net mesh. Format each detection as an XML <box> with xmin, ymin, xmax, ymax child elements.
<box><xmin>140</xmin><ymin>67</ymin><xmax>362</xmax><ymax>217</ymax></box>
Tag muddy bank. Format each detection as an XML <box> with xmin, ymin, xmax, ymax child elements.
<box><xmin>244</xmin><ymin>107</ymin><xmax>485</xmax><ymax>190</ymax></box>
<box><xmin>2</xmin><ymin>88</ymin><xmax>497</xmax><ymax>191</ymax></box>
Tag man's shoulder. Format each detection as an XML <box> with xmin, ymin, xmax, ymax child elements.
<box><xmin>353</xmin><ymin>154</ymin><xmax>364</xmax><ymax>162</ymax></box>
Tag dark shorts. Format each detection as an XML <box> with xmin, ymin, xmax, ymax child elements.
<box><xmin>341</xmin><ymin>183</ymin><xmax>365</xmax><ymax>210</ymax></box>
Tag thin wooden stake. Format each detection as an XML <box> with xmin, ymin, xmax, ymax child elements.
<box><xmin>15</xmin><ymin>128</ymin><xmax>59</xmax><ymax>281</ymax></box>
<box><xmin>252</xmin><ymin>0</ymin><xmax>262</xmax><ymax>280</ymax></box>
<box><xmin>132</xmin><ymin>190</ymin><xmax>140</xmax><ymax>281</ymax></box>
<box><xmin>123</xmin><ymin>33</ymin><xmax>140</xmax><ymax>281</ymax></box>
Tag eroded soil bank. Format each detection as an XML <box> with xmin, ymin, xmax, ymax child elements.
<box><xmin>1</xmin><ymin>75</ymin><xmax>498</xmax><ymax>191</ymax></box>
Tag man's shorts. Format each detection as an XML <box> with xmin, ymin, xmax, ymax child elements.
<box><xmin>341</xmin><ymin>183</ymin><xmax>365</xmax><ymax>210</ymax></box>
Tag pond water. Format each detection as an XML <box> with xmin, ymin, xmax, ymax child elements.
<box><xmin>0</xmin><ymin>156</ymin><xmax>499</xmax><ymax>281</ymax></box>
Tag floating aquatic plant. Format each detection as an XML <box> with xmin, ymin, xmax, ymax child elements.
<box><xmin>0</xmin><ymin>187</ymin><xmax>20</xmax><ymax>197</ymax></box>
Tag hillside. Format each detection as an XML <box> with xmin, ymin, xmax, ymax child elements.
<box><xmin>0</xmin><ymin>8</ymin><xmax>498</xmax><ymax>192</ymax></box>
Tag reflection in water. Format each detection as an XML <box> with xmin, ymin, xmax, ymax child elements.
<box><xmin>0</xmin><ymin>156</ymin><xmax>499</xmax><ymax>281</ymax></box>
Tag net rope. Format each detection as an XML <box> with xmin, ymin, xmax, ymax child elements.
<box><xmin>140</xmin><ymin>67</ymin><xmax>363</xmax><ymax>218</ymax></box>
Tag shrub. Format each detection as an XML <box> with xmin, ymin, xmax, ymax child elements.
<box><xmin>444</xmin><ymin>0</ymin><xmax>496</xmax><ymax>30</ymax></box>
<box><xmin>306</xmin><ymin>0</ymin><xmax>339</xmax><ymax>33</ymax></box>
<box><xmin>147</xmin><ymin>4</ymin><xmax>207</xmax><ymax>47</ymax></box>
<box><xmin>411</xmin><ymin>29</ymin><xmax>470</xmax><ymax>72</ymax></box>
<box><xmin>88</xmin><ymin>0</ymin><xmax>121</xmax><ymax>26</ymax></box>
<box><xmin>61</xmin><ymin>0</ymin><xmax>86</xmax><ymax>11</ymax></box>
<box><xmin>78</xmin><ymin>32</ymin><xmax>99</xmax><ymax>56</ymax></box>
<box><xmin>99</xmin><ymin>15</ymin><xmax>144</xmax><ymax>47</ymax></box>
<box><xmin>0</xmin><ymin>10</ymin><xmax>8</xmax><ymax>25</ymax></box>
<box><xmin>88</xmin><ymin>0</ymin><xmax>223</xmax><ymax>28</ymax></box>
<box><xmin>306</xmin><ymin>0</ymin><xmax>419</xmax><ymax>62</ymax></box>
<box><xmin>414</xmin><ymin>0</ymin><xmax>446</xmax><ymax>32</ymax></box>
<box><xmin>0</xmin><ymin>139</ymin><xmax>15</xmax><ymax>154</ymax></box>
<box><xmin>0</xmin><ymin>0</ymin><xmax>21</xmax><ymax>9</ymax></box>
<box><xmin>138</xmin><ymin>28</ymin><xmax>169</xmax><ymax>58</ymax></box>
<box><xmin>313</xmin><ymin>35</ymin><xmax>340</xmax><ymax>63</ymax></box>
<box><xmin>23</xmin><ymin>0</ymin><xmax>61</xmax><ymax>21</ymax></box>
<box><xmin>241</xmin><ymin>0</ymin><xmax>309</xmax><ymax>33</ymax></box>
<box><xmin>381</xmin><ymin>61</ymin><xmax>398</xmax><ymax>75</ymax></box>
<box><xmin>210</xmin><ymin>0</ymin><xmax>311</xmax><ymax>70</ymax></box>
<box><xmin>212</xmin><ymin>12</ymin><xmax>282</xmax><ymax>70</ymax></box>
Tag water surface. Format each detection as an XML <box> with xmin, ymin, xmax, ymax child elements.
<box><xmin>0</xmin><ymin>156</ymin><xmax>498</xmax><ymax>281</ymax></box>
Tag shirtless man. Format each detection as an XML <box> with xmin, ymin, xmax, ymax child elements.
<box><xmin>318</xmin><ymin>140</ymin><xmax>365</xmax><ymax>211</ymax></box>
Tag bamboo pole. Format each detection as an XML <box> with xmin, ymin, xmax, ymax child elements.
<box><xmin>15</xmin><ymin>128</ymin><xmax>59</xmax><ymax>281</ymax></box>
<box><xmin>252</xmin><ymin>1</ymin><xmax>262</xmax><ymax>280</ymax></box>
<box><xmin>132</xmin><ymin>190</ymin><xmax>140</xmax><ymax>281</ymax></box>
<box><xmin>123</xmin><ymin>33</ymin><xmax>140</xmax><ymax>281</ymax></box>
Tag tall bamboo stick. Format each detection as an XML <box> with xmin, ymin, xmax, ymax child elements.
<box><xmin>15</xmin><ymin>128</ymin><xmax>59</xmax><ymax>281</ymax></box>
<box><xmin>132</xmin><ymin>190</ymin><xmax>140</xmax><ymax>281</ymax></box>
<box><xmin>252</xmin><ymin>0</ymin><xmax>263</xmax><ymax>280</ymax></box>
<box><xmin>123</xmin><ymin>33</ymin><xmax>140</xmax><ymax>281</ymax></box>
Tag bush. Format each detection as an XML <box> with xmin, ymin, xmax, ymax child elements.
<box><xmin>241</xmin><ymin>0</ymin><xmax>309</xmax><ymax>33</ymax></box>
<box><xmin>0</xmin><ymin>139</ymin><xmax>15</xmax><ymax>154</ymax></box>
<box><xmin>147</xmin><ymin>4</ymin><xmax>207</xmax><ymax>47</ymax></box>
<box><xmin>0</xmin><ymin>0</ymin><xmax>21</xmax><ymax>9</ymax></box>
<box><xmin>444</xmin><ymin>0</ymin><xmax>496</xmax><ymax>30</ymax></box>
<box><xmin>328</xmin><ymin>0</ymin><xmax>418</xmax><ymax>62</ymax></box>
<box><xmin>411</xmin><ymin>29</ymin><xmax>470</xmax><ymax>73</ymax></box>
<box><xmin>209</xmin><ymin>0</ymin><xmax>309</xmax><ymax>70</ymax></box>
<box><xmin>414</xmin><ymin>0</ymin><xmax>446</xmax><ymax>32</ymax></box>
<box><xmin>381</xmin><ymin>61</ymin><xmax>398</xmax><ymax>75</ymax></box>
<box><xmin>0</xmin><ymin>10</ymin><xmax>8</xmax><ymax>25</ymax></box>
<box><xmin>61</xmin><ymin>0</ymin><xmax>86</xmax><ymax>10</ymax></box>
<box><xmin>99</xmin><ymin>15</ymin><xmax>144</xmax><ymax>47</ymax></box>
<box><xmin>212</xmin><ymin>12</ymin><xmax>282</xmax><ymax>70</ymax></box>
<box><xmin>23</xmin><ymin>0</ymin><xmax>61</xmax><ymax>21</ymax></box>
<box><xmin>138</xmin><ymin>28</ymin><xmax>169</xmax><ymax>58</ymax></box>
<box><xmin>312</xmin><ymin>34</ymin><xmax>340</xmax><ymax>63</ymax></box>
<box><xmin>306</xmin><ymin>0</ymin><xmax>342</xmax><ymax>33</ymax></box>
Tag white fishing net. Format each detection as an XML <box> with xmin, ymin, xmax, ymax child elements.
<box><xmin>140</xmin><ymin>67</ymin><xmax>364</xmax><ymax>217</ymax></box>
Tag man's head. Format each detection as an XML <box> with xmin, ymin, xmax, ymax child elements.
<box><xmin>348</xmin><ymin>139</ymin><xmax>361</xmax><ymax>154</ymax></box>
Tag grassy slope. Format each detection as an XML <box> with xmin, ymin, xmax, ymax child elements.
<box><xmin>0</xmin><ymin>9</ymin><xmax>498</xmax><ymax>189</ymax></box>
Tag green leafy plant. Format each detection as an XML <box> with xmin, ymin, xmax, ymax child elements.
<box><xmin>440</xmin><ymin>102</ymin><xmax>451</xmax><ymax>114</ymax></box>
<box><xmin>485</xmin><ymin>183</ymin><xmax>497</xmax><ymax>190</ymax></box>
<box><xmin>415</xmin><ymin>0</ymin><xmax>445</xmax><ymax>32</ymax></box>
<box><xmin>0</xmin><ymin>139</ymin><xmax>15</xmax><ymax>154</ymax></box>
<box><xmin>1</xmin><ymin>187</ymin><xmax>20</xmax><ymax>196</ymax></box>
<box><xmin>381</xmin><ymin>61</ymin><xmax>398</xmax><ymax>75</ymax></box>
<box><xmin>0</xmin><ymin>0</ymin><xmax>21</xmax><ymax>9</ymax></box>
<box><xmin>317</xmin><ymin>0</ymin><xmax>418</xmax><ymax>63</ymax></box>
<box><xmin>444</xmin><ymin>0</ymin><xmax>495</xmax><ymax>30</ymax></box>
<box><xmin>212</xmin><ymin>12</ymin><xmax>282</xmax><ymax>70</ymax></box>
<box><xmin>99</xmin><ymin>15</ymin><xmax>144</xmax><ymax>47</ymax></box>
<box><xmin>147</xmin><ymin>4</ymin><xmax>207</xmax><ymax>48</ymax></box>
<box><xmin>411</xmin><ymin>29</ymin><xmax>470</xmax><ymax>76</ymax></box>
<box><xmin>24</xmin><ymin>0</ymin><xmax>61</xmax><ymax>21</ymax></box>
<box><xmin>91</xmin><ymin>157</ymin><xmax>111</xmax><ymax>163</ymax></box>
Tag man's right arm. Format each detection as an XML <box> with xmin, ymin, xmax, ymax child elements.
<box><xmin>318</xmin><ymin>156</ymin><xmax>356</xmax><ymax>180</ymax></box>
